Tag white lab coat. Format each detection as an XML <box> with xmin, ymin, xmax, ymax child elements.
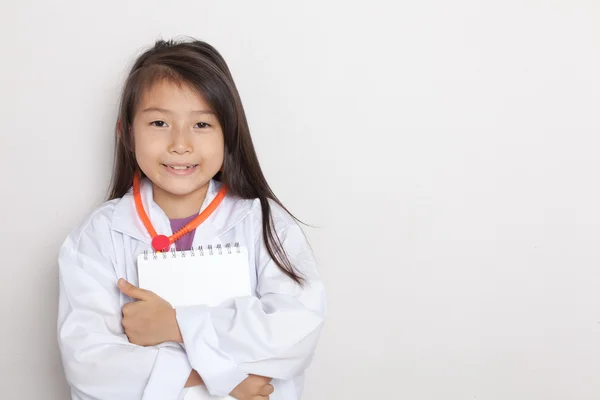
<box><xmin>57</xmin><ymin>177</ymin><xmax>326</xmax><ymax>400</ymax></box>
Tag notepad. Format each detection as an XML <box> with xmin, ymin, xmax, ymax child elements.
<box><xmin>137</xmin><ymin>243</ymin><xmax>251</xmax><ymax>400</ymax></box>
<box><xmin>137</xmin><ymin>243</ymin><xmax>252</xmax><ymax>308</ymax></box>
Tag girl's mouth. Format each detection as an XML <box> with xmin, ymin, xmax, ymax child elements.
<box><xmin>162</xmin><ymin>164</ymin><xmax>199</xmax><ymax>175</ymax></box>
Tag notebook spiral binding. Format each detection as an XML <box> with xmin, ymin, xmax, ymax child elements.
<box><xmin>143</xmin><ymin>242</ymin><xmax>241</xmax><ymax>261</ymax></box>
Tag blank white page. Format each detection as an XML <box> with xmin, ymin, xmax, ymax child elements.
<box><xmin>137</xmin><ymin>245</ymin><xmax>252</xmax><ymax>308</ymax></box>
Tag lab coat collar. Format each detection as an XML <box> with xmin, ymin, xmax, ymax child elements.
<box><xmin>111</xmin><ymin>177</ymin><xmax>255</xmax><ymax>245</ymax></box>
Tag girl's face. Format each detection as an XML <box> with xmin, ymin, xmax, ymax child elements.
<box><xmin>132</xmin><ymin>79</ymin><xmax>224</xmax><ymax>206</ymax></box>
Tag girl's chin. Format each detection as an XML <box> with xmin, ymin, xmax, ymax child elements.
<box><xmin>154</xmin><ymin>180</ymin><xmax>210</xmax><ymax>198</ymax></box>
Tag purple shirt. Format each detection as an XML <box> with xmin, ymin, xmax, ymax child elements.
<box><xmin>170</xmin><ymin>214</ymin><xmax>197</xmax><ymax>251</ymax></box>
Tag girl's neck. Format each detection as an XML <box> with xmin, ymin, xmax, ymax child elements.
<box><xmin>152</xmin><ymin>183</ymin><xmax>210</xmax><ymax>219</ymax></box>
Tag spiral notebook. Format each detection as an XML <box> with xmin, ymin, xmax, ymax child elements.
<box><xmin>137</xmin><ymin>243</ymin><xmax>252</xmax><ymax>308</ymax></box>
<box><xmin>137</xmin><ymin>243</ymin><xmax>251</xmax><ymax>400</ymax></box>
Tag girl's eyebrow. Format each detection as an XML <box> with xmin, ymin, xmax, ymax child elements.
<box><xmin>141</xmin><ymin>107</ymin><xmax>214</xmax><ymax>115</ymax></box>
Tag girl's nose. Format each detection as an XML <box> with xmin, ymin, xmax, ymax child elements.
<box><xmin>168</xmin><ymin>126</ymin><xmax>192</xmax><ymax>154</ymax></box>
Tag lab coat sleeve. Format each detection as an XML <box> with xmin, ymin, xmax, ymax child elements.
<box><xmin>175</xmin><ymin>215</ymin><xmax>327</xmax><ymax>397</ymax></box>
<box><xmin>57</xmin><ymin>216</ymin><xmax>192</xmax><ymax>400</ymax></box>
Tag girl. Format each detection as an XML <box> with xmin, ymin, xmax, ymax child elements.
<box><xmin>57</xmin><ymin>38</ymin><xmax>326</xmax><ymax>400</ymax></box>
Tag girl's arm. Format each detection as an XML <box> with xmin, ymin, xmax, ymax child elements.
<box><xmin>58</xmin><ymin>218</ymin><xmax>191</xmax><ymax>400</ymax></box>
<box><xmin>185</xmin><ymin>370</ymin><xmax>203</xmax><ymax>387</ymax></box>
<box><xmin>174</xmin><ymin>210</ymin><xmax>327</xmax><ymax>397</ymax></box>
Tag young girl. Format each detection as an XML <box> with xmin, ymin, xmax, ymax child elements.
<box><xmin>57</xmin><ymin>38</ymin><xmax>326</xmax><ymax>400</ymax></box>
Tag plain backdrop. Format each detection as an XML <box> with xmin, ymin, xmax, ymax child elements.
<box><xmin>1</xmin><ymin>1</ymin><xmax>600</xmax><ymax>399</ymax></box>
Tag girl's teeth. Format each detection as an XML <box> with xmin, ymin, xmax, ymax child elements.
<box><xmin>170</xmin><ymin>165</ymin><xmax>192</xmax><ymax>170</ymax></box>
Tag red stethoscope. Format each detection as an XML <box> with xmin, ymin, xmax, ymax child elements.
<box><xmin>133</xmin><ymin>170</ymin><xmax>228</xmax><ymax>252</ymax></box>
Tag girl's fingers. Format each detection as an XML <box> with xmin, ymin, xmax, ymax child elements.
<box><xmin>259</xmin><ymin>384</ymin><xmax>274</xmax><ymax>396</ymax></box>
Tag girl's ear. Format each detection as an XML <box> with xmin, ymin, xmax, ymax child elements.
<box><xmin>117</xmin><ymin>119</ymin><xmax>134</xmax><ymax>144</ymax></box>
<box><xmin>117</xmin><ymin>119</ymin><xmax>123</xmax><ymax>140</ymax></box>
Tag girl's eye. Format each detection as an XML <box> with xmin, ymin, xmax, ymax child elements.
<box><xmin>195</xmin><ymin>122</ymin><xmax>210</xmax><ymax>129</ymax></box>
<box><xmin>150</xmin><ymin>120</ymin><xmax>168</xmax><ymax>127</ymax></box>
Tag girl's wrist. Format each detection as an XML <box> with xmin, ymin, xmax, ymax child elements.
<box><xmin>170</xmin><ymin>308</ymin><xmax>184</xmax><ymax>343</ymax></box>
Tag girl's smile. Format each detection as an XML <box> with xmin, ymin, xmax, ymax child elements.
<box><xmin>162</xmin><ymin>163</ymin><xmax>199</xmax><ymax>175</ymax></box>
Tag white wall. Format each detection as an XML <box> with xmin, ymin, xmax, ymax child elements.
<box><xmin>1</xmin><ymin>1</ymin><xmax>599</xmax><ymax>399</ymax></box>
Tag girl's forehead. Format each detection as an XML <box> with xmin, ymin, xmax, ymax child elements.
<box><xmin>137</xmin><ymin>79</ymin><xmax>211</xmax><ymax>112</ymax></box>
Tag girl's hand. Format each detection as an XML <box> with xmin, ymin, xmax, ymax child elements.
<box><xmin>230</xmin><ymin>375</ymin><xmax>274</xmax><ymax>400</ymax></box>
<box><xmin>185</xmin><ymin>370</ymin><xmax>204</xmax><ymax>388</ymax></box>
<box><xmin>118</xmin><ymin>278</ymin><xmax>183</xmax><ymax>346</ymax></box>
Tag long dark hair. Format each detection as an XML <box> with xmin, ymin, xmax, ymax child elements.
<box><xmin>108</xmin><ymin>38</ymin><xmax>304</xmax><ymax>285</ymax></box>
